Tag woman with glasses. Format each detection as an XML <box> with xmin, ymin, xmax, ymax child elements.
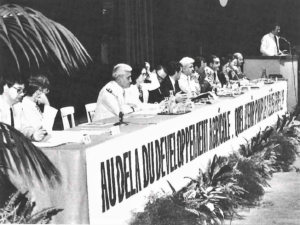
<box><xmin>21</xmin><ymin>75</ymin><xmax>54</xmax><ymax>130</ymax></box>
<box><xmin>125</xmin><ymin>66</ymin><xmax>159</xmax><ymax>111</ymax></box>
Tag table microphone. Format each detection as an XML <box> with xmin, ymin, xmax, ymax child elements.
<box><xmin>279</xmin><ymin>36</ymin><xmax>290</xmax><ymax>45</ymax></box>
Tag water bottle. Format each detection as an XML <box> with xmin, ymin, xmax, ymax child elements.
<box><xmin>261</xmin><ymin>69</ymin><xmax>268</xmax><ymax>79</ymax></box>
<box><xmin>169</xmin><ymin>90</ymin><xmax>176</xmax><ymax>113</ymax></box>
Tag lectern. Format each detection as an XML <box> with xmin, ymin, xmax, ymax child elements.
<box><xmin>244</xmin><ymin>55</ymin><xmax>298</xmax><ymax>111</ymax></box>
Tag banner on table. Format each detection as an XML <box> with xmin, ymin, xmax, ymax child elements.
<box><xmin>86</xmin><ymin>82</ymin><xmax>287</xmax><ymax>224</ymax></box>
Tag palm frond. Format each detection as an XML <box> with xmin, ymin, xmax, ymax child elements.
<box><xmin>0</xmin><ymin>4</ymin><xmax>91</xmax><ymax>75</ymax></box>
<box><xmin>0</xmin><ymin>122</ymin><xmax>61</xmax><ymax>188</ymax></box>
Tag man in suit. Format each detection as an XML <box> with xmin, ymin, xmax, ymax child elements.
<box><xmin>147</xmin><ymin>65</ymin><xmax>167</xmax><ymax>103</ymax></box>
<box><xmin>160</xmin><ymin>61</ymin><xmax>187</xmax><ymax>103</ymax></box>
<box><xmin>260</xmin><ymin>22</ymin><xmax>283</xmax><ymax>56</ymax></box>
<box><xmin>194</xmin><ymin>56</ymin><xmax>213</xmax><ymax>93</ymax></box>
<box><xmin>93</xmin><ymin>64</ymin><xmax>138</xmax><ymax>121</ymax></box>
<box><xmin>204</xmin><ymin>55</ymin><xmax>222</xmax><ymax>89</ymax></box>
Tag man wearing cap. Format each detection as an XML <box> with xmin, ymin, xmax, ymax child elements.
<box><xmin>93</xmin><ymin>63</ymin><xmax>137</xmax><ymax>121</ymax></box>
<box><xmin>178</xmin><ymin>57</ymin><xmax>200</xmax><ymax>96</ymax></box>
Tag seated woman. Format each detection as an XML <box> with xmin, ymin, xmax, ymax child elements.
<box><xmin>125</xmin><ymin>66</ymin><xmax>159</xmax><ymax>110</ymax></box>
<box><xmin>21</xmin><ymin>75</ymin><xmax>56</xmax><ymax>130</ymax></box>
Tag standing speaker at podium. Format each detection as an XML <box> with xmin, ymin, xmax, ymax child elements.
<box><xmin>260</xmin><ymin>22</ymin><xmax>284</xmax><ymax>56</ymax></box>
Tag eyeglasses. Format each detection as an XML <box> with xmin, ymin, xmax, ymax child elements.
<box><xmin>142</xmin><ymin>72</ymin><xmax>150</xmax><ymax>78</ymax></box>
<box><xmin>156</xmin><ymin>72</ymin><xmax>165</xmax><ymax>81</ymax></box>
<box><xmin>12</xmin><ymin>86</ymin><xmax>26</xmax><ymax>95</ymax></box>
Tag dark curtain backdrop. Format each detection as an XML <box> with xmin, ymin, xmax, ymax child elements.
<box><xmin>151</xmin><ymin>0</ymin><xmax>300</xmax><ymax>62</ymax></box>
<box><xmin>115</xmin><ymin>0</ymin><xmax>154</xmax><ymax>66</ymax></box>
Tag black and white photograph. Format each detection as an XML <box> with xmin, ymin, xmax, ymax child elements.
<box><xmin>0</xmin><ymin>0</ymin><xmax>300</xmax><ymax>224</ymax></box>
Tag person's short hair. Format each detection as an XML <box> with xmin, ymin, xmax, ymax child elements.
<box><xmin>221</xmin><ymin>54</ymin><xmax>234</xmax><ymax>65</ymax></box>
<box><xmin>193</xmin><ymin>56</ymin><xmax>206</xmax><ymax>68</ymax></box>
<box><xmin>27</xmin><ymin>75</ymin><xmax>50</xmax><ymax>96</ymax></box>
<box><xmin>270</xmin><ymin>22</ymin><xmax>280</xmax><ymax>31</ymax></box>
<box><xmin>233</xmin><ymin>52</ymin><xmax>243</xmax><ymax>60</ymax></box>
<box><xmin>207</xmin><ymin>55</ymin><xmax>219</xmax><ymax>65</ymax></box>
<box><xmin>0</xmin><ymin>74</ymin><xmax>26</xmax><ymax>94</ymax></box>
<box><xmin>112</xmin><ymin>63</ymin><xmax>132</xmax><ymax>80</ymax></box>
<box><xmin>166</xmin><ymin>61</ymin><xmax>182</xmax><ymax>76</ymax></box>
<box><xmin>155</xmin><ymin>64</ymin><xmax>166</xmax><ymax>73</ymax></box>
<box><xmin>131</xmin><ymin>65</ymin><xmax>146</xmax><ymax>85</ymax></box>
<box><xmin>179</xmin><ymin>57</ymin><xmax>195</xmax><ymax>67</ymax></box>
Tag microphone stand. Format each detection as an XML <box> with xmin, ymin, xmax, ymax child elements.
<box><xmin>280</xmin><ymin>37</ymin><xmax>291</xmax><ymax>55</ymax></box>
<box><xmin>106</xmin><ymin>88</ymin><xmax>128</xmax><ymax>126</ymax></box>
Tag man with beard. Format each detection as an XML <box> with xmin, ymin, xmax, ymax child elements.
<box><xmin>0</xmin><ymin>75</ymin><xmax>47</xmax><ymax>141</ymax></box>
<box><xmin>233</xmin><ymin>52</ymin><xmax>248</xmax><ymax>80</ymax></box>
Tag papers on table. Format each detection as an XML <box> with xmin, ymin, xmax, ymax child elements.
<box><xmin>42</xmin><ymin>105</ymin><xmax>58</xmax><ymax>133</ymax></box>
<box><xmin>32</xmin><ymin>129</ymin><xmax>109</xmax><ymax>148</ymax></box>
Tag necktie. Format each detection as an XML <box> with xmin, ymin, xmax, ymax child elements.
<box><xmin>274</xmin><ymin>35</ymin><xmax>279</xmax><ymax>54</ymax></box>
<box><xmin>10</xmin><ymin>107</ymin><xmax>14</xmax><ymax>127</ymax></box>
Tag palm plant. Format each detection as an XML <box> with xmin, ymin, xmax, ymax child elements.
<box><xmin>0</xmin><ymin>123</ymin><xmax>61</xmax><ymax>188</ymax></box>
<box><xmin>0</xmin><ymin>4</ymin><xmax>91</xmax><ymax>75</ymax></box>
<box><xmin>0</xmin><ymin>3</ymin><xmax>92</xmax><ymax>191</ymax></box>
<box><xmin>0</xmin><ymin>191</ymin><xmax>62</xmax><ymax>224</ymax></box>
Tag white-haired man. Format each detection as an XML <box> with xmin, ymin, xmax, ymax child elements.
<box><xmin>178</xmin><ymin>57</ymin><xmax>200</xmax><ymax>96</ymax></box>
<box><xmin>93</xmin><ymin>64</ymin><xmax>137</xmax><ymax>121</ymax></box>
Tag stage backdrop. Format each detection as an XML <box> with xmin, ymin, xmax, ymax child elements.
<box><xmin>86</xmin><ymin>81</ymin><xmax>287</xmax><ymax>224</ymax></box>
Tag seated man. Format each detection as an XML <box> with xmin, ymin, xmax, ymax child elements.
<box><xmin>204</xmin><ymin>55</ymin><xmax>222</xmax><ymax>89</ymax></box>
<box><xmin>178</xmin><ymin>57</ymin><xmax>200</xmax><ymax>96</ymax></box>
<box><xmin>93</xmin><ymin>64</ymin><xmax>137</xmax><ymax>121</ymax></box>
<box><xmin>160</xmin><ymin>61</ymin><xmax>187</xmax><ymax>103</ymax></box>
<box><xmin>0</xmin><ymin>75</ymin><xmax>47</xmax><ymax>141</ymax></box>
<box><xmin>232</xmin><ymin>53</ymin><xmax>248</xmax><ymax>80</ymax></box>
<box><xmin>148</xmin><ymin>65</ymin><xmax>167</xmax><ymax>103</ymax></box>
<box><xmin>194</xmin><ymin>56</ymin><xmax>213</xmax><ymax>93</ymax></box>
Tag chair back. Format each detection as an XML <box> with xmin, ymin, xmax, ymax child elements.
<box><xmin>85</xmin><ymin>103</ymin><xmax>97</xmax><ymax>123</ymax></box>
<box><xmin>60</xmin><ymin>106</ymin><xmax>75</xmax><ymax>130</ymax></box>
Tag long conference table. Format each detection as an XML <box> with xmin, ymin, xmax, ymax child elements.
<box><xmin>34</xmin><ymin>81</ymin><xmax>287</xmax><ymax>224</ymax></box>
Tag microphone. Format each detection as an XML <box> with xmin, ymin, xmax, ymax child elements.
<box><xmin>279</xmin><ymin>36</ymin><xmax>290</xmax><ymax>45</ymax></box>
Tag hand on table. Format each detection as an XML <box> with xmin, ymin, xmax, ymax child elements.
<box><xmin>32</xmin><ymin>126</ymin><xmax>48</xmax><ymax>142</ymax></box>
<box><xmin>175</xmin><ymin>93</ymin><xmax>188</xmax><ymax>103</ymax></box>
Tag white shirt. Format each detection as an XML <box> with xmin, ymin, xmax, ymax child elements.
<box><xmin>178</xmin><ymin>73</ymin><xmax>198</xmax><ymax>94</ymax></box>
<box><xmin>21</xmin><ymin>97</ymin><xmax>57</xmax><ymax>131</ymax></box>
<box><xmin>21</xmin><ymin>97</ymin><xmax>43</xmax><ymax>129</ymax></box>
<box><xmin>125</xmin><ymin>85</ymin><xmax>159</xmax><ymax>111</ymax></box>
<box><xmin>260</xmin><ymin>33</ymin><xmax>282</xmax><ymax>56</ymax></box>
<box><xmin>169</xmin><ymin>76</ymin><xmax>176</xmax><ymax>91</ymax></box>
<box><xmin>0</xmin><ymin>95</ymin><xmax>34</xmax><ymax>138</ymax></box>
<box><xmin>143</xmin><ymin>72</ymin><xmax>160</xmax><ymax>91</ymax></box>
<box><xmin>204</xmin><ymin>67</ymin><xmax>221</xmax><ymax>88</ymax></box>
<box><xmin>93</xmin><ymin>81</ymin><xmax>133</xmax><ymax>121</ymax></box>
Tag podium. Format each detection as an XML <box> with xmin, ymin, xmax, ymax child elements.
<box><xmin>244</xmin><ymin>55</ymin><xmax>298</xmax><ymax>112</ymax></box>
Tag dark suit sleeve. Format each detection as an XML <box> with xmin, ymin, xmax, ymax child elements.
<box><xmin>160</xmin><ymin>81</ymin><xmax>170</xmax><ymax>98</ymax></box>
